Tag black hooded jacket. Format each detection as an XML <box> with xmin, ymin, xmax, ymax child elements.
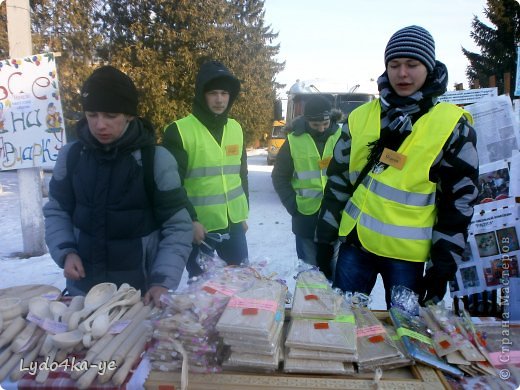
<box><xmin>271</xmin><ymin>116</ymin><xmax>340</xmax><ymax>238</ymax></box>
<box><xmin>43</xmin><ymin>117</ymin><xmax>193</xmax><ymax>295</ymax></box>
<box><xmin>162</xmin><ymin>61</ymin><xmax>249</xmax><ymax>221</ymax></box>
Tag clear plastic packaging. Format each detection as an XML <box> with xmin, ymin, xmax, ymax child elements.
<box><xmin>291</xmin><ymin>270</ymin><xmax>342</xmax><ymax>319</ymax></box>
<box><xmin>357</xmin><ymin>324</ymin><xmax>414</xmax><ymax>372</ymax></box>
<box><xmin>287</xmin><ymin>347</ymin><xmax>358</xmax><ymax>362</ymax></box>
<box><xmin>427</xmin><ymin>304</ymin><xmax>486</xmax><ymax>362</ymax></box>
<box><xmin>223</xmin><ymin>347</ymin><xmax>282</xmax><ymax>371</ymax></box>
<box><xmin>217</xmin><ymin>278</ymin><xmax>287</xmax><ymax>371</ymax></box>
<box><xmin>390</xmin><ymin>285</ymin><xmax>420</xmax><ymax>316</ymax></box>
<box><xmin>285</xmin><ymin>316</ymin><xmax>356</xmax><ymax>354</ymax></box>
<box><xmin>149</xmin><ymin>266</ymin><xmax>259</xmax><ymax>373</ymax></box>
<box><xmin>353</xmin><ymin>305</ymin><xmax>404</xmax><ymax>367</ymax></box>
<box><xmin>283</xmin><ymin>356</ymin><xmax>351</xmax><ymax>374</ymax></box>
<box><xmin>389</xmin><ymin>306</ymin><xmax>464</xmax><ymax>378</ymax></box>
<box><xmin>216</xmin><ymin>279</ymin><xmax>287</xmax><ymax>339</ymax></box>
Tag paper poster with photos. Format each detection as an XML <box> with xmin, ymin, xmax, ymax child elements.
<box><xmin>450</xmin><ymin>205</ymin><xmax>520</xmax><ymax>297</ymax></box>
<box><xmin>510</xmin><ymin>150</ymin><xmax>520</xmax><ymax>198</ymax></box>
<box><xmin>464</xmin><ymin>95</ymin><xmax>520</xmax><ymax>165</ymax></box>
<box><xmin>474</xmin><ymin>159</ymin><xmax>512</xmax><ymax>214</ymax></box>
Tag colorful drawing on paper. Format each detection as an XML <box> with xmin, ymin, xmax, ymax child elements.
<box><xmin>0</xmin><ymin>53</ymin><xmax>66</xmax><ymax>170</ymax></box>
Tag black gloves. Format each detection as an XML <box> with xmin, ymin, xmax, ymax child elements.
<box><xmin>420</xmin><ymin>266</ymin><xmax>451</xmax><ymax>306</ymax></box>
<box><xmin>316</xmin><ymin>243</ymin><xmax>334</xmax><ymax>281</ymax></box>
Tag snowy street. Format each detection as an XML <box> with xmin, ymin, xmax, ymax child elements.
<box><xmin>0</xmin><ymin>149</ymin><xmax>387</xmax><ymax>309</ymax></box>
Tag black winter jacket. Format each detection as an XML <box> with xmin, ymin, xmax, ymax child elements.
<box><xmin>43</xmin><ymin>118</ymin><xmax>193</xmax><ymax>295</ymax></box>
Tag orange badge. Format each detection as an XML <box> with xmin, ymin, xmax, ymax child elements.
<box><xmin>318</xmin><ymin>156</ymin><xmax>332</xmax><ymax>170</ymax></box>
<box><xmin>226</xmin><ymin>144</ymin><xmax>239</xmax><ymax>156</ymax></box>
<box><xmin>379</xmin><ymin>147</ymin><xmax>407</xmax><ymax>170</ymax></box>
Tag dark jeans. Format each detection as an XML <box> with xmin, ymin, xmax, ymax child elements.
<box><xmin>334</xmin><ymin>243</ymin><xmax>425</xmax><ymax>308</ymax></box>
<box><xmin>296</xmin><ymin>235</ymin><xmax>339</xmax><ymax>277</ymax></box>
<box><xmin>295</xmin><ymin>236</ymin><xmax>318</xmax><ymax>266</ymax></box>
<box><xmin>186</xmin><ymin>222</ymin><xmax>248</xmax><ymax>277</ymax></box>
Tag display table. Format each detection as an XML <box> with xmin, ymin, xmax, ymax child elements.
<box><xmin>1</xmin><ymin>283</ymin><xmax>514</xmax><ymax>390</ymax></box>
<box><xmin>145</xmin><ymin>363</ymin><xmax>449</xmax><ymax>389</ymax></box>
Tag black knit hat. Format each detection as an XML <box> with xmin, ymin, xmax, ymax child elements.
<box><xmin>304</xmin><ymin>95</ymin><xmax>331</xmax><ymax>122</ymax></box>
<box><xmin>204</xmin><ymin>76</ymin><xmax>234</xmax><ymax>93</ymax></box>
<box><xmin>384</xmin><ymin>25</ymin><xmax>436</xmax><ymax>73</ymax></box>
<box><xmin>81</xmin><ymin>66</ymin><xmax>138</xmax><ymax>115</ymax></box>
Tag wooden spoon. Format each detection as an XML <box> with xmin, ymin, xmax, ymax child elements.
<box><xmin>61</xmin><ymin>295</ymin><xmax>85</xmax><ymax>325</ymax></box>
<box><xmin>52</xmin><ymin>329</ymin><xmax>84</xmax><ymax>349</ymax></box>
<box><xmin>78</xmin><ymin>288</ymin><xmax>141</xmax><ymax>333</ymax></box>
<box><xmin>11</xmin><ymin>297</ymin><xmax>51</xmax><ymax>353</ymax></box>
<box><xmin>0</xmin><ymin>297</ymin><xmax>23</xmax><ymax>322</ymax></box>
<box><xmin>67</xmin><ymin>283</ymin><xmax>117</xmax><ymax>330</ymax></box>
<box><xmin>39</xmin><ymin>301</ymin><xmax>69</xmax><ymax>356</ymax></box>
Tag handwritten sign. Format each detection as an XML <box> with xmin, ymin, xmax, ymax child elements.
<box><xmin>0</xmin><ymin>53</ymin><xmax>66</xmax><ymax>170</ymax></box>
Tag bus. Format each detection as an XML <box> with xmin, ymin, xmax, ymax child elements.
<box><xmin>286</xmin><ymin>91</ymin><xmax>375</xmax><ymax>125</ymax></box>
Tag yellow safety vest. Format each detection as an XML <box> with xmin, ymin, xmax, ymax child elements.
<box><xmin>174</xmin><ymin>114</ymin><xmax>248</xmax><ymax>231</ymax></box>
<box><xmin>288</xmin><ymin>128</ymin><xmax>341</xmax><ymax>215</ymax></box>
<box><xmin>339</xmin><ymin>100</ymin><xmax>473</xmax><ymax>261</ymax></box>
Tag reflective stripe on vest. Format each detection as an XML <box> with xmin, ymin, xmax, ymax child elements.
<box><xmin>358</xmin><ymin>175</ymin><xmax>436</xmax><ymax>207</ymax></box>
<box><xmin>288</xmin><ymin>128</ymin><xmax>341</xmax><ymax>215</ymax></box>
<box><xmin>174</xmin><ymin>114</ymin><xmax>248</xmax><ymax>231</ymax></box>
<box><xmin>339</xmin><ymin>100</ymin><xmax>473</xmax><ymax>261</ymax></box>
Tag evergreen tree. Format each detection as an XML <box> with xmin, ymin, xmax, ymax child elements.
<box><xmin>0</xmin><ymin>3</ymin><xmax>8</xmax><ymax>59</ymax></box>
<box><xmin>103</xmin><ymin>0</ymin><xmax>284</xmax><ymax>144</ymax></box>
<box><xmin>30</xmin><ymin>0</ymin><xmax>101</xmax><ymax>137</ymax></box>
<box><xmin>223</xmin><ymin>0</ymin><xmax>284</xmax><ymax>145</ymax></box>
<box><xmin>93</xmin><ymin>0</ymin><xmax>180</xmax><ymax>131</ymax></box>
<box><xmin>462</xmin><ymin>0</ymin><xmax>520</xmax><ymax>96</ymax></box>
<box><xmin>2</xmin><ymin>0</ymin><xmax>284</xmax><ymax>145</ymax></box>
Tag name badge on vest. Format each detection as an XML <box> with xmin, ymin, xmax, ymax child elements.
<box><xmin>226</xmin><ymin>144</ymin><xmax>239</xmax><ymax>156</ymax></box>
<box><xmin>318</xmin><ymin>157</ymin><xmax>332</xmax><ymax>170</ymax></box>
<box><xmin>379</xmin><ymin>147</ymin><xmax>406</xmax><ymax>170</ymax></box>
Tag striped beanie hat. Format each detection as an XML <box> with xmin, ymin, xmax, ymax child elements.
<box><xmin>384</xmin><ymin>25</ymin><xmax>436</xmax><ymax>73</ymax></box>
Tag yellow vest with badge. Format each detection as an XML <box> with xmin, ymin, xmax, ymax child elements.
<box><xmin>339</xmin><ymin>100</ymin><xmax>473</xmax><ymax>261</ymax></box>
<box><xmin>175</xmin><ymin>114</ymin><xmax>248</xmax><ymax>231</ymax></box>
<box><xmin>288</xmin><ymin>127</ymin><xmax>341</xmax><ymax>215</ymax></box>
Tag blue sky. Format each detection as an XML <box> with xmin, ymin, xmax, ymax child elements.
<box><xmin>263</xmin><ymin>0</ymin><xmax>489</xmax><ymax>97</ymax></box>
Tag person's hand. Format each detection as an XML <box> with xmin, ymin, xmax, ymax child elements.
<box><xmin>192</xmin><ymin>221</ymin><xmax>207</xmax><ymax>244</ymax></box>
<box><xmin>144</xmin><ymin>285</ymin><xmax>168</xmax><ymax>308</ymax></box>
<box><xmin>420</xmin><ymin>267</ymin><xmax>450</xmax><ymax>306</ymax></box>
<box><xmin>63</xmin><ymin>253</ymin><xmax>85</xmax><ymax>280</ymax></box>
<box><xmin>242</xmin><ymin>221</ymin><xmax>248</xmax><ymax>233</ymax></box>
<box><xmin>316</xmin><ymin>243</ymin><xmax>334</xmax><ymax>281</ymax></box>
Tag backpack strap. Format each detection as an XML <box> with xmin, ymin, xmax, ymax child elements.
<box><xmin>141</xmin><ymin>145</ymin><xmax>156</xmax><ymax>205</ymax></box>
<box><xmin>66</xmin><ymin>141</ymin><xmax>84</xmax><ymax>175</ymax></box>
<box><xmin>66</xmin><ymin>141</ymin><xmax>156</xmax><ymax>205</ymax></box>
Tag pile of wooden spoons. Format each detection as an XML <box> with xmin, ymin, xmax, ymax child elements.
<box><xmin>0</xmin><ymin>282</ymin><xmax>156</xmax><ymax>388</ymax></box>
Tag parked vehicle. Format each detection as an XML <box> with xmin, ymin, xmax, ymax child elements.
<box><xmin>286</xmin><ymin>91</ymin><xmax>375</xmax><ymax>125</ymax></box>
<box><xmin>266</xmin><ymin>120</ymin><xmax>286</xmax><ymax>165</ymax></box>
<box><xmin>267</xmin><ymin>82</ymin><xmax>375</xmax><ymax>165</ymax></box>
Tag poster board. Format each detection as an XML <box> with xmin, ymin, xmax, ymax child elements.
<box><xmin>464</xmin><ymin>95</ymin><xmax>520</xmax><ymax>165</ymax></box>
<box><xmin>438</xmin><ymin>87</ymin><xmax>497</xmax><ymax>105</ymax></box>
<box><xmin>0</xmin><ymin>53</ymin><xmax>65</xmax><ymax>171</ymax></box>
<box><xmin>450</xmin><ymin>95</ymin><xmax>520</xmax><ymax>299</ymax></box>
<box><xmin>451</xmin><ymin>203</ymin><xmax>519</xmax><ymax>298</ymax></box>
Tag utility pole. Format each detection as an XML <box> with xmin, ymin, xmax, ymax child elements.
<box><xmin>6</xmin><ymin>0</ymin><xmax>47</xmax><ymax>256</ymax></box>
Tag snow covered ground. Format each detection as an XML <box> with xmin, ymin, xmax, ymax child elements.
<box><xmin>0</xmin><ymin>148</ymin><xmax>387</xmax><ymax>309</ymax></box>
